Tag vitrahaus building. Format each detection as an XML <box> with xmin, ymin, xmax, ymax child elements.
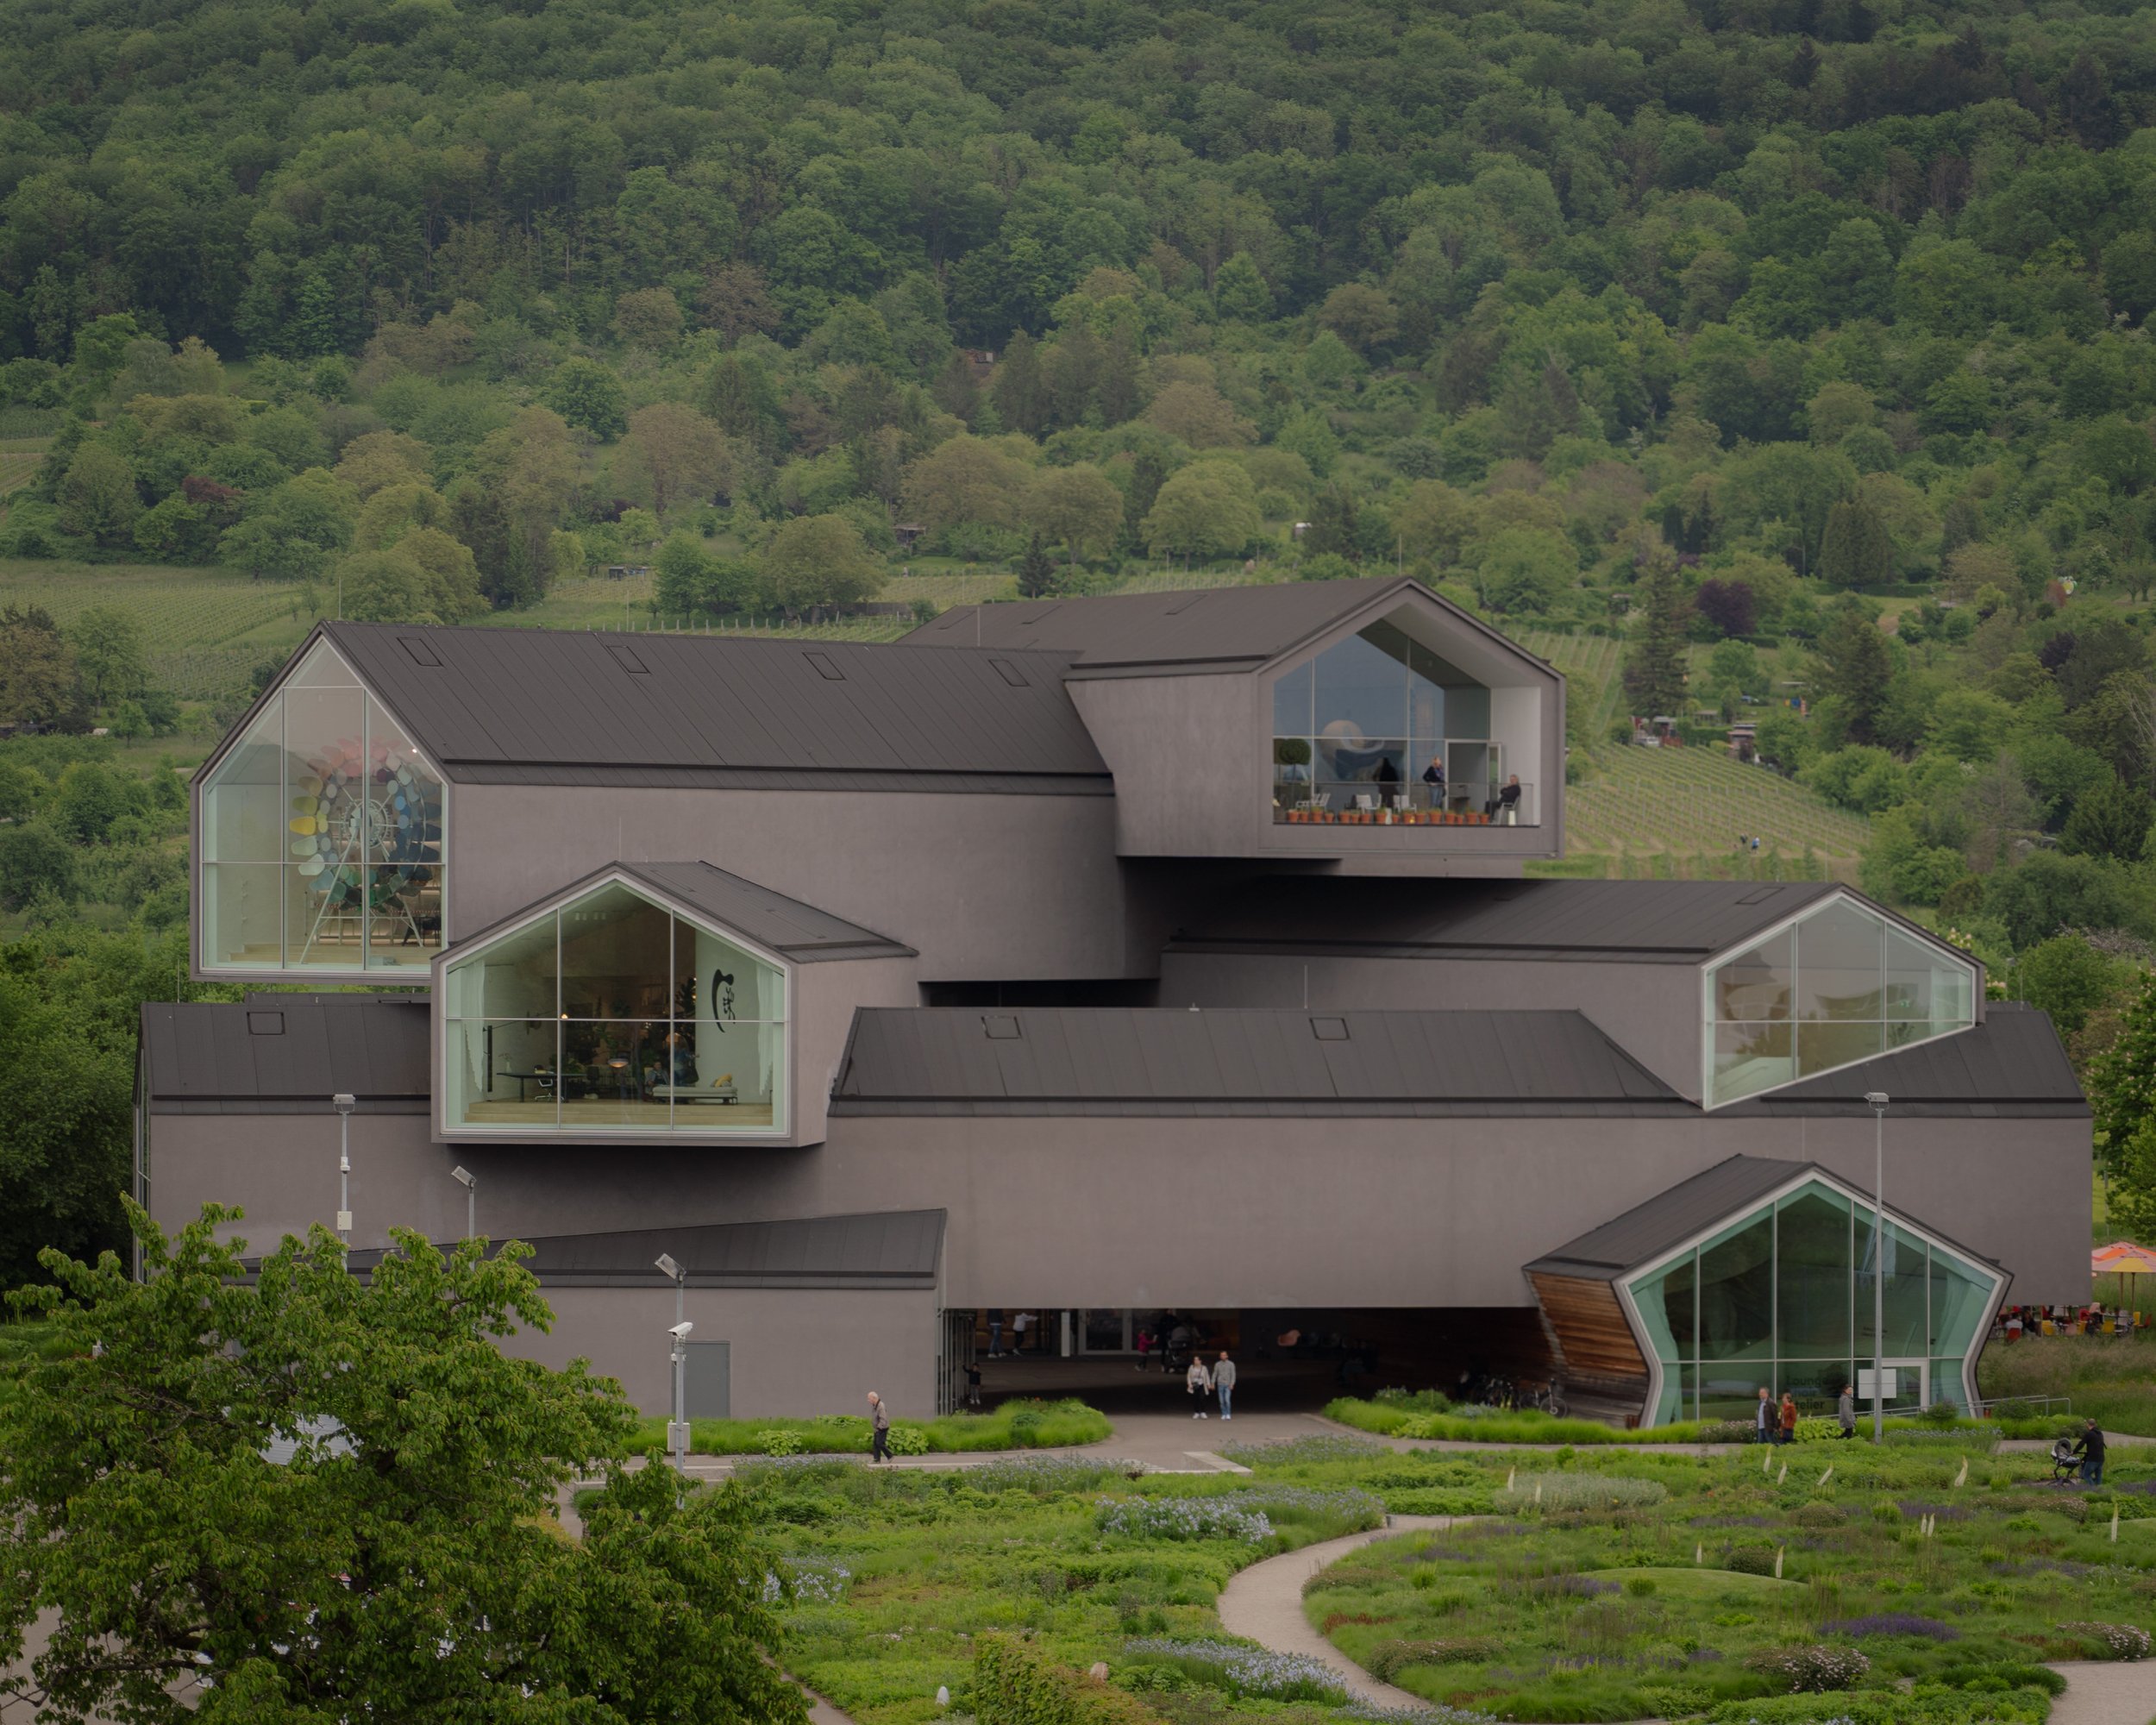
<box><xmin>141</xmin><ymin>578</ymin><xmax>2089</xmax><ymax>1425</ymax></box>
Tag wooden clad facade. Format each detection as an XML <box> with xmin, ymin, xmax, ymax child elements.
<box><xmin>1528</xmin><ymin>1270</ymin><xmax>1650</xmax><ymax>1416</ymax></box>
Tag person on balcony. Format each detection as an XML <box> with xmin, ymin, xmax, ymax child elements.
<box><xmin>1496</xmin><ymin>775</ymin><xmax>1523</xmax><ymax>824</ymax></box>
<box><xmin>1421</xmin><ymin>754</ymin><xmax>1445</xmax><ymax>807</ymax></box>
<box><xmin>1374</xmin><ymin>755</ymin><xmax>1401</xmax><ymax>807</ymax></box>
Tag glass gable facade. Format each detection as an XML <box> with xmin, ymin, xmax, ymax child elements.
<box><xmin>1269</xmin><ymin>617</ymin><xmax>1534</xmax><ymax>825</ymax></box>
<box><xmin>1705</xmin><ymin>894</ymin><xmax>1976</xmax><ymax>1108</ymax></box>
<box><xmin>1626</xmin><ymin>1176</ymin><xmax>2002</xmax><ymax>1426</ymax></box>
<box><xmin>200</xmin><ymin>640</ymin><xmax>444</xmax><ymax>974</ymax></box>
<box><xmin>441</xmin><ymin>878</ymin><xmax>787</xmax><ymax>1136</ymax></box>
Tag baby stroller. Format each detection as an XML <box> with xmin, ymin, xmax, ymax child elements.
<box><xmin>2047</xmin><ymin>1438</ymin><xmax>2082</xmax><ymax>1485</ymax></box>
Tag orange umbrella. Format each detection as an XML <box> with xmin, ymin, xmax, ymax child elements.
<box><xmin>2092</xmin><ymin>1242</ymin><xmax>2156</xmax><ymax>1276</ymax></box>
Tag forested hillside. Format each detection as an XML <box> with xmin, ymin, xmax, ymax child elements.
<box><xmin>10</xmin><ymin>0</ymin><xmax>2156</xmax><ymax>1256</ymax></box>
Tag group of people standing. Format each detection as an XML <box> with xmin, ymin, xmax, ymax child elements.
<box><xmin>1184</xmin><ymin>1351</ymin><xmax>1237</xmax><ymax>1420</ymax></box>
<box><xmin>1754</xmin><ymin>1383</ymin><xmax>1862</xmax><ymax>1442</ymax></box>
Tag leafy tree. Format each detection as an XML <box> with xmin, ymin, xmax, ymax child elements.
<box><xmin>1475</xmin><ymin>528</ymin><xmax>1574</xmax><ymax>616</ymax></box>
<box><xmin>901</xmin><ymin>435</ymin><xmax>1030</xmax><ymax>533</ymax></box>
<box><xmin>1314</xmin><ymin>283</ymin><xmax>1398</xmax><ymax>353</ymax></box>
<box><xmin>68</xmin><ymin>606</ymin><xmax>146</xmax><ymax>705</ymax></box>
<box><xmin>1301</xmin><ymin>486</ymin><xmax>1360</xmax><ymax>562</ymax></box>
<box><xmin>654</xmin><ymin>532</ymin><xmax>757</xmax><ymax>618</ymax></box>
<box><xmin>0</xmin><ymin>1208</ymin><xmax>809</xmax><ymax>1725</ymax></box>
<box><xmin>1623</xmin><ymin>558</ymin><xmax>1689</xmax><ymax>718</ymax></box>
<box><xmin>542</xmin><ymin>357</ymin><xmax>628</xmax><ymax>441</ymax></box>
<box><xmin>612</xmin><ymin>286</ymin><xmax>684</xmax><ymax>348</ymax></box>
<box><xmin>2091</xmin><ymin>973</ymin><xmax>2156</xmax><ymax>1182</ymax></box>
<box><xmin>1144</xmin><ymin>380</ymin><xmax>1252</xmax><ymax>450</ymax></box>
<box><xmin>1816</xmin><ymin>496</ymin><xmax>1894</xmax><ymax>589</ymax></box>
<box><xmin>332</xmin><ymin>430</ymin><xmax>432</xmax><ymax>499</ymax></box>
<box><xmin>338</xmin><ymin>530</ymin><xmax>486</xmax><ymax>626</ymax></box>
<box><xmin>1213</xmin><ymin>252</ymin><xmax>1271</xmax><ymax>323</ymax></box>
<box><xmin>0</xmin><ymin>823</ymin><xmax>73</xmax><ymax>910</ymax></box>
<box><xmin>761</xmin><ymin>513</ymin><xmax>884</xmax><ymax>612</ymax></box>
<box><xmin>55</xmin><ymin>445</ymin><xmax>139</xmax><ymax>547</ymax></box>
<box><xmin>0</xmin><ymin>608</ymin><xmax>86</xmax><ymax>730</ymax></box>
<box><xmin>1022</xmin><ymin>464</ymin><xmax>1122</xmax><ymax>567</ymax></box>
<box><xmin>219</xmin><ymin>470</ymin><xmax>357</xmax><ymax>582</ymax></box>
<box><xmin>2061</xmin><ymin>775</ymin><xmax>2156</xmax><ymax>863</ymax></box>
<box><xmin>1142</xmin><ymin>460</ymin><xmax>1262</xmax><ymax>561</ymax></box>
<box><xmin>2009</xmin><ymin>935</ymin><xmax>2130</xmax><ymax>1038</ymax></box>
<box><xmin>990</xmin><ymin>330</ymin><xmax>1047</xmax><ymax>437</ymax></box>
<box><xmin>1693</xmin><ymin>577</ymin><xmax>1756</xmax><ymax>637</ymax></box>
<box><xmin>620</xmin><ymin>403</ymin><xmax>734</xmax><ymax>518</ymax></box>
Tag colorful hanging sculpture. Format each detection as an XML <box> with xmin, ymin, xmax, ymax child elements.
<box><xmin>288</xmin><ymin>731</ymin><xmax>442</xmax><ymax>947</ymax></box>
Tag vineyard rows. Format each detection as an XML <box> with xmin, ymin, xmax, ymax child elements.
<box><xmin>1569</xmin><ymin>745</ymin><xmax>1871</xmax><ymax>864</ymax></box>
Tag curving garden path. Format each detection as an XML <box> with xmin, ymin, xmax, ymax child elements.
<box><xmin>1217</xmin><ymin>1521</ymin><xmax>2156</xmax><ymax>1725</ymax></box>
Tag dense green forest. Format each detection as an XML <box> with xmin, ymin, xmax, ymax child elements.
<box><xmin>13</xmin><ymin>0</ymin><xmax>2156</xmax><ymax>1264</ymax></box>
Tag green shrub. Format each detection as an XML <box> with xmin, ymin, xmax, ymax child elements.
<box><xmin>760</xmin><ymin>1427</ymin><xmax>804</xmax><ymax>1456</ymax></box>
<box><xmin>975</xmin><ymin>1633</ymin><xmax>1170</xmax><ymax>1725</ymax></box>
<box><xmin>1363</xmin><ymin>1636</ymin><xmax>1501</xmax><ymax>1678</ymax></box>
<box><xmin>1725</xmin><ymin>1542</ymin><xmax>1780</xmax><ymax>1576</ymax></box>
<box><xmin>1790</xmin><ymin>1501</ymin><xmax>1846</xmax><ymax>1527</ymax></box>
<box><xmin>1496</xmin><ymin>1472</ymin><xmax>1668</xmax><ymax>1513</ymax></box>
<box><xmin>886</xmin><ymin>1424</ymin><xmax>930</xmax><ymax>1456</ymax></box>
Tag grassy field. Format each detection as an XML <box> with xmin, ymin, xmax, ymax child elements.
<box><xmin>0</xmin><ymin>558</ymin><xmax>312</xmax><ymax>702</ymax></box>
<box><xmin>0</xmin><ymin>437</ymin><xmax>43</xmax><ymax>499</ymax></box>
<box><xmin>625</xmin><ymin>1396</ymin><xmax>1110</xmax><ymax>1455</ymax></box>
<box><xmin>1978</xmin><ymin>1332</ymin><xmax>2156</xmax><ymax>1438</ymax></box>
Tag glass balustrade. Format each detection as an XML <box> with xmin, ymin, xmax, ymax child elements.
<box><xmin>1270</xmin><ymin>735</ymin><xmax>1537</xmax><ymax>827</ymax></box>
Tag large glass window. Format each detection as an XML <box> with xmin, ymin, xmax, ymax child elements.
<box><xmin>1705</xmin><ymin>896</ymin><xmax>1977</xmax><ymax>1107</ymax></box>
<box><xmin>1269</xmin><ymin>617</ymin><xmax>1530</xmax><ymax>824</ymax></box>
<box><xmin>201</xmin><ymin>640</ymin><xmax>445</xmax><ymax>973</ymax></box>
<box><xmin>1620</xmin><ymin>1176</ymin><xmax>2001</xmax><ymax>1424</ymax></box>
<box><xmin>440</xmin><ymin>878</ymin><xmax>787</xmax><ymax>1136</ymax></box>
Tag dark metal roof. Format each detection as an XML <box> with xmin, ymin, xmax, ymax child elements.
<box><xmin>1170</xmin><ymin>875</ymin><xmax>1841</xmax><ymax>964</ymax></box>
<box><xmin>620</xmin><ymin>862</ymin><xmax>913</xmax><ymax>964</ymax></box>
<box><xmin>830</xmin><ymin>1007</ymin><xmax>1683</xmax><ymax>1117</ymax></box>
<box><xmin>236</xmin><ymin>623</ymin><xmax>1112</xmax><ymax>793</ymax></box>
<box><xmin>899</xmin><ymin>575</ymin><xmax>1551</xmax><ymax>681</ymax></box>
<box><xmin>344</xmin><ymin>1209</ymin><xmax>944</xmax><ymax>1289</ymax></box>
<box><xmin>141</xmin><ymin>998</ymin><xmax>431</xmax><ymax>1114</ymax></box>
<box><xmin>1725</xmin><ymin>1004</ymin><xmax>2086</xmax><ymax>1119</ymax></box>
<box><xmin>1525</xmin><ymin>1153</ymin><xmax>2008</xmax><ymax>1281</ymax></box>
<box><xmin>1525</xmin><ymin>1156</ymin><xmax>1810</xmax><ymax>1279</ymax></box>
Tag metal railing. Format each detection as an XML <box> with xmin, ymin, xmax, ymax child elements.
<box><xmin>1272</xmin><ymin>773</ymin><xmax>1538</xmax><ymax>827</ymax></box>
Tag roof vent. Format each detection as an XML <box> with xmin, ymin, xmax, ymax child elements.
<box><xmin>247</xmin><ymin>1011</ymin><xmax>285</xmax><ymax>1036</ymax></box>
<box><xmin>982</xmin><ymin>1014</ymin><xmax>1022</xmax><ymax>1039</ymax></box>
<box><xmin>1736</xmin><ymin>886</ymin><xmax>1782</xmax><ymax>905</ymax></box>
<box><xmin>988</xmin><ymin>657</ymin><xmax>1029</xmax><ymax>687</ymax></box>
<box><xmin>606</xmin><ymin>643</ymin><xmax>650</xmax><ymax>675</ymax></box>
<box><xmin>804</xmin><ymin>650</ymin><xmax>847</xmax><ymax>681</ymax></box>
<box><xmin>1163</xmin><ymin>593</ymin><xmax>1208</xmax><ymax>616</ymax></box>
<box><xmin>398</xmin><ymin>637</ymin><xmax>442</xmax><ymax>668</ymax></box>
<box><xmin>1311</xmin><ymin>1016</ymin><xmax>1349</xmax><ymax>1041</ymax></box>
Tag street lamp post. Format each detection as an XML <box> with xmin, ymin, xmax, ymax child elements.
<box><xmin>450</xmin><ymin>1164</ymin><xmax>477</xmax><ymax>1239</ymax></box>
<box><xmin>332</xmin><ymin>1093</ymin><xmax>355</xmax><ymax>1248</ymax></box>
<box><xmin>1865</xmin><ymin>1090</ymin><xmax>1890</xmax><ymax>1443</ymax></box>
<box><xmin>655</xmin><ymin>1253</ymin><xmax>688</xmax><ymax>1473</ymax></box>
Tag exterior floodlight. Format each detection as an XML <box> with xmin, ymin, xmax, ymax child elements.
<box><xmin>655</xmin><ymin>1252</ymin><xmax>683</xmax><ymax>1281</ymax></box>
<box><xmin>449</xmin><ymin>1164</ymin><xmax>477</xmax><ymax>1239</ymax></box>
<box><xmin>332</xmin><ymin>1094</ymin><xmax>356</xmax><ymax>1246</ymax></box>
<box><xmin>1864</xmin><ymin>1091</ymin><xmax>1889</xmax><ymax>1108</ymax></box>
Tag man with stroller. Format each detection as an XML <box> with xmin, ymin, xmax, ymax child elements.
<box><xmin>2075</xmin><ymin>1417</ymin><xmax>2107</xmax><ymax>1485</ymax></box>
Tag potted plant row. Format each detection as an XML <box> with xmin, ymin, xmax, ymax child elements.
<box><xmin>1282</xmin><ymin>809</ymin><xmax>1491</xmax><ymax>825</ymax></box>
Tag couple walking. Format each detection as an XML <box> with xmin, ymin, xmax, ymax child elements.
<box><xmin>1186</xmin><ymin>1351</ymin><xmax>1237</xmax><ymax>1419</ymax></box>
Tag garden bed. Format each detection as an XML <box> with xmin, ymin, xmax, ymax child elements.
<box><xmin>627</xmin><ymin>1396</ymin><xmax>1111</xmax><ymax>1456</ymax></box>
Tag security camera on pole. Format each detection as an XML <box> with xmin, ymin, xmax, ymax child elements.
<box><xmin>656</xmin><ymin>1253</ymin><xmax>689</xmax><ymax>1471</ymax></box>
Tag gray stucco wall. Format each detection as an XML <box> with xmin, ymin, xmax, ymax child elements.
<box><xmin>1159</xmin><ymin>950</ymin><xmax>1708</xmax><ymax>1099</ymax></box>
<box><xmin>448</xmin><ymin>785</ymin><xmax>1128</xmax><ymax>982</ymax></box>
<box><xmin>149</xmin><ymin>1107</ymin><xmax>2091</xmax><ymax>1322</ymax></box>
<box><xmin>502</xmin><ymin>1284</ymin><xmax>940</xmax><ymax>1418</ymax></box>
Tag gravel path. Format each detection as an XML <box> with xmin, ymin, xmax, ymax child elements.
<box><xmin>2045</xmin><ymin>1660</ymin><xmax>2156</xmax><ymax>1725</ymax></box>
<box><xmin>1215</xmin><ymin>1516</ymin><xmax>1468</xmax><ymax>1709</ymax></box>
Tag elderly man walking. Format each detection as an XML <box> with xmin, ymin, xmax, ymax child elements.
<box><xmin>867</xmin><ymin>1390</ymin><xmax>891</xmax><ymax>1463</ymax></box>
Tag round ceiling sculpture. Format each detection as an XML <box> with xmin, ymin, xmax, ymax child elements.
<box><xmin>286</xmin><ymin>733</ymin><xmax>441</xmax><ymax>932</ymax></box>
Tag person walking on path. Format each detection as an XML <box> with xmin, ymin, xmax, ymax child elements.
<box><xmin>1837</xmin><ymin>1382</ymin><xmax>1857</xmax><ymax>1439</ymax></box>
<box><xmin>2077</xmin><ymin>1417</ymin><xmax>2107</xmax><ymax>1485</ymax></box>
<box><xmin>1778</xmin><ymin>1391</ymin><xmax>1798</xmax><ymax>1445</ymax></box>
<box><xmin>1186</xmin><ymin>1354</ymin><xmax>1213</xmax><ymax>1418</ymax></box>
<box><xmin>965</xmin><ymin>1361</ymin><xmax>982</xmax><ymax>1409</ymax></box>
<box><xmin>987</xmin><ymin>1309</ymin><xmax>1004</xmax><ymax>1358</ymax></box>
<box><xmin>1754</xmin><ymin>1386</ymin><xmax>1773</xmax><ymax>1444</ymax></box>
<box><xmin>1012</xmin><ymin>1310</ymin><xmax>1033</xmax><ymax>1355</ymax></box>
<box><xmin>1213</xmin><ymin>1351</ymin><xmax>1238</xmax><ymax>1421</ymax></box>
<box><xmin>868</xmin><ymin>1391</ymin><xmax>891</xmax><ymax>1462</ymax></box>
